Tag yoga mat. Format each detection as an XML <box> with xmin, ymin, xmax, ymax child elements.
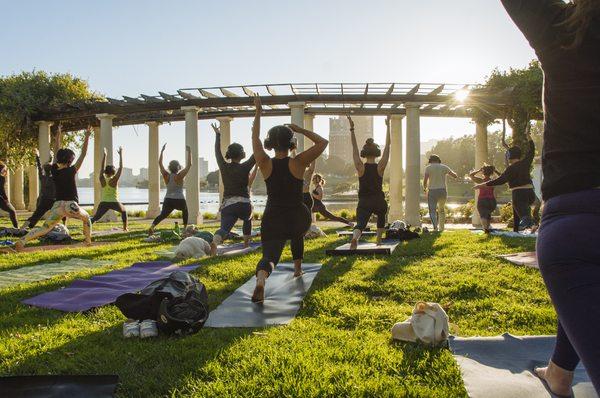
<box><xmin>0</xmin><ymin>258</ymin><xmax>115</xmax><ymax>290</ymax></box>
<box><xmin>336</xmin><ymin>230</ymin><xmax>376</xmax><ymax>237</ymax></box>
<box><xmin>0</xmin><ymin>241</ymin><xmax>112</xmax><ymax>255</ymax></box>
<box><xmin>450</xmin><ymin>334</ymin><xmax>597</xmax><ymax>398</ymax></box>
<box><xmin>326</xmin><ymin>240</ymin><xmax>399</xmax><ymax>256</ymax></box>
<box><xmin>0</xmin><ymin>375</ymin><xmax>118</xmax><ymax>398</ymax></box>
<box><xmin>499</xmin><ymin>252</ymin><xmax>538</xmax><ymax>269</ymax></box>
<box><xmin>205</xmin><ymin>263</ymin><xmax>322</xmax><ymax>328</ymax></box>
<box><xmin>491</xmin><ymin>230</ymin><xmax>538</xmax><ymax>239</ymax></box>
<box><xmin>22</xmin><ymin>261</ymin><xmax>200</xmax><ymax>312</ymax></box>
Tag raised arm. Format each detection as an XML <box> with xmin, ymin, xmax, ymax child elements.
<box><xmin>212</xmin><ymin>123</ymin><xmax>226</xmax><ymax>170</ymax></box>
<box><xmin>74</xmin><ymin>129</ymin><xmax>91</xmax><ymax>171</ymax></box>
<box><xmin>177</xmin><ymin>146</ymin><xmax>192</xmax><ymax>180</ymax></box>
<box><xmin>251</xmin><ymin>95</ymin><xmax>269</xmax><ymax>168</ymax></box>
<box><xmin>248</xmin><ymin>164</ymin><xmax>258</xmax><ymax>188</ymax></box>
<box><xmin>52</xmin><ymin>127</ymin><xmax>62</xmax><ymax>155</ymax></box>
<box><xmin>99</xmin><ymin>149</ymin><xmax>107</xmax><ymax>187</ymax></box>
<box><xmin>469</xmin><ymin>168</ymin><xmax>485</xmax><ymax>184</ymax></box>
<box><xmin>159</xmin><ymin>143</ymin><xmax>169</xmax><ymax>184</ymax></box>
<box><xmin>289</xmin><ymin>124</ymin><xmax>328</xmax><ymax>169</ymax></box>
<box><xmin>377</xmin><ymin>117</ymin><xmax>392</xmax><ymax>176</ymax></box>
<box><xmin>501</xmin><ymin>119</ymin><xmax>510</xmax><ymax>150</ymax></box>
<box><xmin>110</xmin><ymin>147</ymin><xmax>123</xmax><ymax>187</ymax></box>
<box><xmin>34</xmin><ymin>149</ymin><xmax>43</xmax><ymax>176</ymax></box>
<box><xmin>348</xmin><ymin>116</ymin><xmax>364</xmax><ymax>175</ymax></box>
<box><xmin>305</xmin><ymin>160</ymin><xmax>316</xmax><ymax>180</ymax></box>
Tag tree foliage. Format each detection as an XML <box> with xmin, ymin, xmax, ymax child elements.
<box><xmin>0</xmin><ymin>71</ymin><xmax>102</xmax><ymax>165</ymax></box>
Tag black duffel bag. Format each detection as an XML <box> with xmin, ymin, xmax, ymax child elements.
<box><xmin>115</xmin><ymin>271</ymin><xmax>209</xmax><ymax>336</ymax></box>
<box><xmin>385</xmin><ymin>227</ymin><xmax>421</xmax><ymax>241</ymax></box>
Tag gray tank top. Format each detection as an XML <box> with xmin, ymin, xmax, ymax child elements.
<box><xmin>165</xmin><ymin>173</ymin><xmax>184</xmax><ymax>199</ymax></box>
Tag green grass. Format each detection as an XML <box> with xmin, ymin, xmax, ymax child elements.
<box><xmin>0</xmin><ymin>219</ymin><xmax>549</xmax><ymax>397</ymax></box>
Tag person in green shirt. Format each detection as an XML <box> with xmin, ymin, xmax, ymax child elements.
<box><xmin>91</xmin><ymin>147</ymin><xmax>128</xmax><ymax>231</ymax></box>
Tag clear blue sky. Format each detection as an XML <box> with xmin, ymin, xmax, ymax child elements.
<box><xmin>1</xmin><ymin>0</ymin><xmax>535</xmax><ymax>176</ymax></box>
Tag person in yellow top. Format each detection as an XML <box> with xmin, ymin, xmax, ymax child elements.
<box><xmin>91</xmin><ymin>147</ymin><xmax>128</xmax><ymax>231</ymax></box>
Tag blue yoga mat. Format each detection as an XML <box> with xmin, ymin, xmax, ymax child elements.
<box><xmin>22</xmin><ymin>261</ymin><xmax>201</xmax><ymax>312</ymax></box>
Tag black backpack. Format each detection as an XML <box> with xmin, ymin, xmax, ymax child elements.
<box><xmin>385</xmin><ymin>226</ymin><xmax>421</xmax><ymax>241</ymax></box>
<box><xmin>115</xmin><ymin>271</ymin><xmax>209</xmax><ymax>336</ymax></box>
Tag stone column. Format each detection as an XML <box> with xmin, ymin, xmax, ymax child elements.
<box><xmin>289</xmin><ymin>102</ymin><xmax>305</xmax><ymax>152</ymax></box>
<box><xmin>10</xmin><ymin>167</ymin><xmax>26</xmax><ymax>210</ymax></box>
<box><xmin>472</xmin><ymin>121</ymin><xmax>489</xmax><ymax>226</ymax></box>
<box><xmin>303</xmin><ymin>114</ymin><xmax>315</xmax><ymax>151</ymax></box>
<box><xmin>182</xmin><ymin>106</ymin><xmax>202</xmax><ymax>225</ymax></box>
<box><xmin>216</xmin><ymin>116</ymin><xmax>232</xmax><ymax>215</ymax></box>
<box><xmin>405</xmin><ymin>104</ymin><xmax>422</xmax><ymax>226</ymax></box>
<box><xmin>28</xmin><ymin>165</ymin><xmax>38</xmax><ymax>211</ymax></box>
<box><xmin>389</xmin><ymin>115</ymin><xmax>404</xmax><ymax>220</ymax></box>
<box><xmin>93</xmin><ymin>126</ymin><xmax>102</xmax><ymax>211</ymax></box>
<box><xmin>37</xmin><ymin>121</ymin><xmax>53</xmax><ymax>164</ymax></box>
<box><xmin>96</xmin><ymin>114</ymin><xmax>116</xmax><ymax>221</ymax></box>
<box><xmin>146</xmin><ymin>122</ymin><xmax>161</xmax><ymax>219</ymax></box>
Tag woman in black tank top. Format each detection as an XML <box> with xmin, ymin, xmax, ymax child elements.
<box><xmin>250</xmin><ymin>95</ymin><xmax>328</xmax><ymax>303</ymax></box>
<box><xmin>349</xmin><ymin>116</ymin><xmax>391</xmax><ymax>250</ymax></box>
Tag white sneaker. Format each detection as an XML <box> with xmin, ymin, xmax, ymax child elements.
<box><xmin>139</xmin><ymin>319</ymin><xmax>159</xmax><ymax>338</ymax></box>
<box><xmin>122</xmin><ymin>320</ymin><xmax>140</xmax><ymax>338</ymax></box>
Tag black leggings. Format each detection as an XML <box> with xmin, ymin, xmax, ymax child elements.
<box><xmin>537</xmin><ymin>189</ymin><xmax>600</xmax><ymax>391</ymax></box>
<box><xmin>26</xmin><ymin>196</ymin><xmax>55</xmax><ymax>228</ymax></box>
<box><xmin>355</xmin><ymin>195</ymin><xmax>388</xmax><ymax>231</ymax></box>
<box><xmin>152</xmin><ymin>198</ymin><xmax>188</xmax><ymax>227</ymax></box>
<box><xmin>256</xmin><ymin>237</ymin><xmax>304</xmax><ymax>275</ymax></box>
<box><xmin>302</xmin><ymin>192</ymin><xmax>314</xmax><ymax>212</ymax></box>
<box><xmin>512</xmin><ymin>188</ymin><xmax>536</xmax><ymax>231</ymax></box>
<box><xmin>312</xmin><ymin>199</ymin><xmax>351</xmax><ymax>225</ymax></box>
<box><xmin>91</xmin><ymin>201</ymin><xmax>127</xmax><ymax>223</ymax></box>
<box><xmin>0</xmin><ymin>198</ymin><xmax>18</xmax><ymax>228</ymax></box>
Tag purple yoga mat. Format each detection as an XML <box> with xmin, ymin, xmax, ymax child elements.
<box><xmin>22</xmin><ymin>261</ymin><xmax>201</xmax><ymax>312</ymax></box>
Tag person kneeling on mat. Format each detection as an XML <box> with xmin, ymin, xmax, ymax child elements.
<box><xmin>251</xmin><ymin>95</ymin><xmax>328</xmax><ymax>303</ymax></box>
<box><xmin>349</xmin><ymin>115</ymin><xmax>391</xmax><ymax>250</ymax></box>
<box><xmin>470</xmin><ymin>165</ymin><xmax>499</xmax><ymax>234</ymax></box>
<box><xmin>91</xmin><ymin>147</ymin><xmax>128</xmax><ymax>231</ymax></box>
<box><xmin>148</xmin><ymin>144</ymin><xmax>192</xmax><ymax>235</ymax></box>
<box><xmin>311</xmin><ymin>174</ymin><xmax>353</xmax><ymax>226</ymax></box>
<box><xmin>16</xmin><ymin>129</ymin><xmax>92</xmax><ymax>251</ymax></box>
<box><xmin>209</xmin><ymin>122</ymin><xmax>256</xmax><ymax>256</ymax></box>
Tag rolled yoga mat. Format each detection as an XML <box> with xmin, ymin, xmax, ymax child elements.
<box><xmin>0</xmin><ymin>374</ymin><xmax>119</xmax><ymax>398</ymax></box>
<box><xmin>205</xmin><ymin>263</ymin><xmax>322</xmax><ymax>328</ymax></box>
<box><xmin>498</xmin><ymin>252</ymin><xmax>538</xmax><ymax>269</ymax></box>
<box><xmin>22</xmin><ymin>261</ymin><xmax>201</xmax><ymax>312</ymax></box>
<box><xmin>450</xmin><ymin>333</ymin><xmax>597</xmax><ymax>398</ymax></box>
<box><xmin>326</xmin><ymin>240</ymin><xmax>399</xmax><ymax>256</ymax></box>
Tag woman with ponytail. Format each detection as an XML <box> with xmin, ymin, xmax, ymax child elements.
<box><xmin>502</xmin><ymin>0</ymin><xmax>600</xmax><ymax>394</ymax></box>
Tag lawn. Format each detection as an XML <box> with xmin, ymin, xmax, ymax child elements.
<box><xmin>0</xmin><ymin>220</ymin><xmax>550</xmax><ymax>397</ymax></box>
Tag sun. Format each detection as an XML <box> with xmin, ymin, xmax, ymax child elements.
<box><xmin>455</xmin><ymin>89</ymin><xmax>470</xmax><ymax>102</ymax></box>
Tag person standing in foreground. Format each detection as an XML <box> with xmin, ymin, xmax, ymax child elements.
<box><xmin>469</xmin><ymin>165</ymin><xmax>500</xmax><ymax>233</ymax></box>
<box><xmin>501</xmin><ymin>0</ymin><xmax>600</xmax><ymax>394</ymax></box>
<box><xmin>423</xmin><ymin>155</ymin><xmax>458</xmax><ymax>232</ymax></box>
<box><xmin>209</xmin><ymin>122</ymin><xmax>256</xmax><ymax>255</ymax></box>
<box><xmin>16</xmin><ymin>129</ymin><xmax>92</xmax><ymax>250</ymax></box>
<box><xmin>91</xmin><ymin>147</ymin><xmax>128</xmax><ymax>231</ymax></box>
<box><xmin>0</xmin><ymin>162</ymin><xmax>18</xmax><ymax>228</ymax></box>
<box><xmin>148</xmin><ymin>144</ymin><xmax>192</xmax><ymax>235</ymax></box>
<box><xmin>349</xmin><ymin>115</ymin><xmax>391</xmax><ymax>250</ymax></box>
<box><xmin>251</xmin><ymin>95</ymin><xmax>328</xmax><ymax>303</ymax></box>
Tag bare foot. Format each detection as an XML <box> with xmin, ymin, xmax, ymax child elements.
<box><xmin>14</xmin><ymin>241</ymin><xmax>24</xmax><ymax>252</ymax></box>
<box><xmin>123</xmin><ymin>228</ymin><xmax>129</xmax><ymax>232</ymax></box>
<box><xmin>534</xmin><ymin>361</ymin><xmax>574</xmax><ymax>397</ymax></box>
<box><xmin>209</xmin><ymin>242</ymin><xmax>218</xmax><ymax>256</ymax></box>
<box><xmin>84</xmin><ymin>240</ymin><xmax>93</xmax><ymax>247</ymax></box>
<box><xmin>350</xmin><ymin>238</ymin><xmax>358</xmax><ymax>250</ymax></box>
<box><xmin>294</xmin><ymin>262</ymin><xmax>303</xmax><ymax>277</ymax></box>
<box><xmin>252</xmin><ymin>278</ymin><xmax>265</xmax><ymax>303</ymax></box>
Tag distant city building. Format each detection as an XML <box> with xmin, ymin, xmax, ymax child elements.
<box><xmin>139</xmin><ymin>168</ymin><xmax>148</xmax><ymax>180</ymax></box>
<box><xmin>198</xmin><ymin>157</ymin><xmax>209</xmax><ymax>179</ymax></box>
<box><xmin>329</xmin><ymin>116</ymin><xmax>373</xmax><ymax>164</ymax></box>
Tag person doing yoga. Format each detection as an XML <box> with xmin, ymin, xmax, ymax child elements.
<box><xmin>302</xmin><ymin>160</ymin><xmax>316</xmax><ymax>214</ymax></box>
<box><xmin>22</xmin><ymin>150</ymin><xmax>56</xmax><ymax>229</ymax></box>
<box><xmin>469</xmin><ymin>165</ymin><xmax>500</xmax><ymax>233</ymax></box>
<box><xmin>349</xmin><ymin>115</ymin><xmax>391</xmax><ymax>250</ymax></box>
<box><xmin>475</xmin><ymin>128</ymin><xmax>536</xmax><ymax>232</ymax></box>
<box><xmin>501</xmin><ymin>0</ymin><xmax>600</xmax><ymax>395</ymax></box>
<box><xmin>91</xmin><ymin>147</ymin><xmax>128</xmax><ymax>231</ymax></box>
<box><xmin>423</xmin><ymin>155</ymin><xmax>458</xmax><ymax>232</ymax></box>
<box><xmin>0</xmin><ymin>162</ymin><xmax>18</xmax><ymax>228</ymax></box>
<box><xmin>209</xmin><ymin>122</ymin><xmax>256</xmax><ymax>256</ymax></box>
<box><xmin>16</xmin><ymin>129</ymin><xmax>92</xmax><ymax>251</ymax></box>
<box><xmin>148</xmin><ymin>144</ymin><xmax>192</xmax><ymax>235</ymax></box>
<box><xmin>251</xmin><ymin>95</ymin><xmax>328</xmax><ymax>303</ymax></box>
<box><xmin>311</xmin><ymin>174</ymin><xmax>352</xmax><ymax>226</ymax></box>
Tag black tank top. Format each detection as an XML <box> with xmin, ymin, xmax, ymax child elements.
<box><xmin>0</xmin><ymin>174</ymin><xmax>7</xmax><ymax>200</ymax></box>
<box><xmin>265</xmin><ymin>157</ymin><xmax>303</xmax><ymax>207</ymax></box>
<box><xmin>52</xmin><ymin>165</ymin><xmax>79</xmax><ymax>202</ymax></box>
<box><xmin>359</xmin><ymin>163</ymin><xmax>383</xmax><ymax>198</ymax></box>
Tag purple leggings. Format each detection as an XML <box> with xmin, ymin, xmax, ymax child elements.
<box><xmin>537</xmin><ymin>189</ymin><xmax>600</xmax><ymax>392</ymax></box>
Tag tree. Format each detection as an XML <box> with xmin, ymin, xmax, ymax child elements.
<box><xmin>0</xmin><ymin>71</ymin><xmax>102</xmax><ymax>165</ymax></box>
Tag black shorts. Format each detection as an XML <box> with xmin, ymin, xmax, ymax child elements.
<box><xmin>477</xmin><ymin>198</ymin><xmax>497</xmax><ymax>220</ymax></box>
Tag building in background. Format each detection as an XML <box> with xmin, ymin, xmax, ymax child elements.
<box><xmin>139</xmin><ymin>167</ymin><xmax>148</xmax><ymax>180</ymax></box>
<box><xmin>329</xmin><ymin>116</ymin><xmax>373</xmax><ymax>164</ymax></box>
<box><xmin>198</xmin><ymin>157</ymin><xmax>209</xmax><ymax>180</ymax></box>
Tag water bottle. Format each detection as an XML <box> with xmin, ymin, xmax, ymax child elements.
<box><xmin>174</xmin><ymin>221</ymin><xmax>180</xmax><ymax>235</ymax></box>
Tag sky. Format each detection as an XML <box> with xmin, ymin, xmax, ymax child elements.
<box><xmin>1</xmin><ymin>0</ymin><xmax>536</xmax><ymax>176</ymax></box>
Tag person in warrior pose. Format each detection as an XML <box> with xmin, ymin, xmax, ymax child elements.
<box><xmin>251</xmin><ymin>95</ymin><xmax>328</xmax><ymax>303</ymax></box>
<box><xmin>349</xmin><ymin>115</ymin><xmax>391</xmax><ymax>250</ymax></box>
<box><xmin>91</xmin><ymin>147</ymin><xmax>128</xmax><ymax>231</ymax></box>
<box><xmin>311</xmin><ymin>173</ymin><xmax>353</xmax><ymax>226</ymax></box>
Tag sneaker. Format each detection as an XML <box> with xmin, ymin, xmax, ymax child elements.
<box><xmin>139</xmin><ymin>319</ymin><xmax>158</xmax><ymax>338</ymax></box>
<box><xmin>123</xmin><ymin>320</ymin><xmax>140</xmax><ymax>338</ymax></box>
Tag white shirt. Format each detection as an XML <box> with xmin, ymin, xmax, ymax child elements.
<box><xmin>425</xmin><ymin>163</ymin><xmax>452</xmax><ymax>190</ymax></box>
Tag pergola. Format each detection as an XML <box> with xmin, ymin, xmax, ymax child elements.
<box><xmin>23</xmin><ymin>82</ymin><xmax>510</xmax><ymax>225</ymax></box>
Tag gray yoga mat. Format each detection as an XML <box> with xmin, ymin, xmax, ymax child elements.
<box><xmin>450</xmin><ymin>333</ymin><xmax>597</xmax><ymax>398</ymax></box>
<box><xmin>336</xmin><ymin>230</ymin><xmax>376</xmax><ymax>237</ymax></box>
<box><xmin>492</xmin><ymin>230</ymin><xmax>538</xmax><ymax>239</ymax></box>
<box><xmin>498</xmin><ymin>252</ymin><xmax>538</xmax><ymax>269</ymax></box>
<box><xmin>326</xmin><ymin>241</ymin><xmax>399</xmax><ymax>256</ymax></box>
<box><xmin>205</xmin><ymin>263</ymin><xmax>322</xmax><ymax>328</ymax></box>
<box><xmin>0</xmin><ymin>375</ymin><xmax>118</xmax><ymax>398</ymax></box>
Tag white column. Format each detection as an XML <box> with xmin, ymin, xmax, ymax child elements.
<box><xmin>10</xmin><ymin>167</ymin><xmax>26</xmax><ymax>210</ymax></box>
<box><xmin>389</xmin><ymin>115</ymin><xmax>404</xmax><ymax>220</ymax></box>
<box><xmin>146</xmin><ymin>122</ymin><xmax>161</xmax><ymax>219</ymax></box>
<box><xmin>472</xmin><ymin>121</ymin><xmax>489</xmax><ymax>226</ymax></box>
<box><xmin>93</xmin><ymin>126</ymin><xmax>102</xmax><ymax>211</ymax></box>
<box><xmin>303</xmin><ymin>114</ymin><xmax>315</xmax><ymax>151</ymax></box>
<box><xmin>216</xmin><ymin>116</ymin><xmax>232</xmax><ymax>214</ymax></box>
<box><xmin>96</xmin><ymin>114</ymin><xmax>116</xmax><ymax>221</ymax></box>
<box><xmin>182</xmin><ymin>106</ymin><xmax>202</xmax><ymax>225</ymax></box>
<box><xmin>27</xmin><ymin>165</ymin><xmax>38</xmax><ymax>211</ymax></box>
<box><xmin>405</xmin><ymin>104</ymin><xmax>422</xmax><ymax>226</ymax></box>
<box><xmin>37</xmin><ymin>121</ymin><xmax>52</xmax><ymax>164</ymax></box>
<box><xmin>289</xmin><ymin>102</ymin><xmax>305</xmax><ymax>152</ymax></box>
